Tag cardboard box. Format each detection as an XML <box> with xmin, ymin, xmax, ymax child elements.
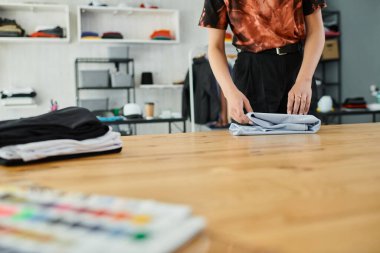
<box><xmin>322</xmin><ymin>39</ymin><xmax>340</xmax><ymax>60</ymax></box>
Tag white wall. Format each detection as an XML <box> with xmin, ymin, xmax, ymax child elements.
<box><xmin>0</xmin><ymin>0</ymin><xmax>208</xmax><ymax>132</ymax></box>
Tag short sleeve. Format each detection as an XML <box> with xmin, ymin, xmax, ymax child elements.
<box><xmin>199</xmin><ymin>0</ymin><xmax>228</xmax><ymax>30</ymax></box>
<box><xmin>303</xmin><ymin>0</ymin><xmax>327</xmax><ymax>16</ymax></box>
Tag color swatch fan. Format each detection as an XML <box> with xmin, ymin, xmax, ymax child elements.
<box><xmin>0</xmin><ymin>185</ymin><xmax>205</xmax><ymax>253</ymax></box>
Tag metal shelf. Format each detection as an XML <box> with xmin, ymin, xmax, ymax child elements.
<box><xmin>78</xmin><ymin>86</ymin><xmax>134</xmax><ymax>90</ymax></box>
<box><xmin>75</xmin><ymin>57</ymin><xmax>136</xmax><ymax>108</ymax></box>
<box><xmin>324</xmin><ymin>82</ymin><xmax>340</xmax><ymax>86</ymax></box>
<box><xmin>76</xmin><ymin>58</ymin><xmax>134</xmax><ymax>63</ymax></box>
<box><xmin>319</xmin><ymin>10</ymin><xmax>342</xmax><ymax>124</ymax></box>
<box><xmin>79</xmin><ymin>39</ymin><xmax>179</xmax><ymax>44</ymax></box>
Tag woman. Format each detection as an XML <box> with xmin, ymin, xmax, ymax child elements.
<box><xmin>199</xmin><ymin>0</ymin><xmax>327</xmax><ymax>124</ymax></box>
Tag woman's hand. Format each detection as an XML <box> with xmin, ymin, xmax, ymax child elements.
<box><xmin>226</xmin><ymin>88</ymin><xmax>253</xmax><ymax>124</ymax></box>
<box><xmin>287</xmin><ymin>79</ymin><xmax>312</xmax><ymax>115</ymax></box>
<box><xmin>206</xmin><ymin>28</ymin><xmax>253</xmax><ymax>124</ymax></box>
<box><xmin>288</xmin><ymin>9</ymin><xmax>324</xmax><ymax>115</ymax></box>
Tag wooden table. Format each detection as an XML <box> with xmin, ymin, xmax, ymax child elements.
<box><xmin>1</xmin><ymin>123</ymin><xmax>380</xmax><ymax>253</ymax></box>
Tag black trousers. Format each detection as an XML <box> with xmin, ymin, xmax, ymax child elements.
<box><xmin>232</xmin><ymin>50</ymin><xmax>317</xmax><ymax>114</ymax></box>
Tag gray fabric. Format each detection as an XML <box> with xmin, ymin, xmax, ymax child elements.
<box><xmin>229</xmin><ymin>112</ymin><xmax>321</xmax><ymax>136</ymax></box>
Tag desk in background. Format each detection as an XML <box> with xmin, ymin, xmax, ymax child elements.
<box><xmin>104</xmin><ymin>117</ymin><xmax>187</xmax><ymax>134</ymax></box>
<box><xmin>317</xmin><ymin>109</ymin><xmax>380</xmax><ymax>124</ymax></box>
<box><xmin>1</xmin><ymin>123</ymin><xmax>380</xmax><ymax>253</ymax></box>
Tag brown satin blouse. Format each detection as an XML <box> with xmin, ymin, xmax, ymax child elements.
<box><xmin>199</xmin><ymin>0</ymin><xmax>327</xmax><ymax>53</ymax></box>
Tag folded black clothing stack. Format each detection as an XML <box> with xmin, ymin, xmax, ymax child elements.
<box><xmin>0</xmin><ymin>107</ymin><xmax>122</xmax><ymax>166</ymax></box>
<box><xmin>102</xmin><ymin>32</ymin><xmax>123</xmax><ymax>39</ymax></box>
<box><xmin>342</xmin><ymin>97</ymin><xmax>367</xmax><ymax>110</ymax></box>
<box><xmin>0</xmin><ymin>18</ymin><xmax>25</xmax><ymax>37</ymax></box>
<box><xmin>1</xmin><ymin>88</ymin><xmax>36</xmax><ymax>99</ymax></box>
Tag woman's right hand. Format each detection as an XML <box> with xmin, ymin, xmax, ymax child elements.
<box><xmin>226</xmin><ymin>88</ymin><xmax>253</xmax><ymax>124</ymax></box>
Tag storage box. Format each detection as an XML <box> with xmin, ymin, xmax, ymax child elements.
<box><xmin>322</xmin><ymin>39</ymin><xmax>340</xmax><ymax>60</ymax></box>
<box><xmin>107</xmin><ymin>46</ymin><xmax>129</xmax><ymax>59</ymax></box>
<box><xmin>79</xmin><ymin>98</ymin><xmax>108</xmax><ymax>111</ymax></box>
<box><xmin>80</xmin><ymin>70</ymin><xmax>110</xmax><ymax>88</ymax></box>
<box><xmin>110</xmin><ymin>71</ymin><xmax>133</xmax><ymax>87</ymax></box>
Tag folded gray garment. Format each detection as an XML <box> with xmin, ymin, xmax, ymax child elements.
<box><xmin>229</xmin><ymin>112</ymin><xmax>321</xmax><ymax>136</ymax></box>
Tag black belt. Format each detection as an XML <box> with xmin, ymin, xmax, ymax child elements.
<box><xmin>238</xmin><ymin>43</ymin><xmax>302</xmax><ymax>55</ymax></box>
<box><xmin>259</xmin><ymin>43</ymin><xmax>302</xmax><ymax>55</ymax></box>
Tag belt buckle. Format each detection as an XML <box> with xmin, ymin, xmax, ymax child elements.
<box><xmin>276</xmin><ymin>48</ymin><xmax>287</xmax><ymax>56</ymax></box>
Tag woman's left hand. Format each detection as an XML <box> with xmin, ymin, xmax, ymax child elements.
<box><xmin>287</xmin><ymin>79</ymin><xmax>312</xmax><ymax>115</ymax></box>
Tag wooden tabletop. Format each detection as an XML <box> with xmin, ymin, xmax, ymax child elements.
<box><xmin>1</xmin><ymin>123</ymin><xmax>380</xmax><ymax>253</ymax></box>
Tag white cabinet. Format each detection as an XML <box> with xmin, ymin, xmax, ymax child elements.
<box><xmin>78</xmin><ymin>6</ymin><xmax>180</xmax><ymax>44</ymax></box>
<box><xmin>0</xmin><ymin>3</ymin><xmax>70</xmax><ymax>43</ymax></box>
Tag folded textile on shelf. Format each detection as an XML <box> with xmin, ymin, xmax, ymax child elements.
<box><xmin>150</xmin><ymin>29</ymin><xmax>174</xmax><ymax>40</ymax></box>
<box><xmin>29</xmin><ymin>26</ymin><xmax>64</xmax><ymax>38</ymax></box>
<box><xmin>0</xmin><ymin>31</ymin><xmax>22</xmax><ymax>37</ymax></box>
<box><xmin>230</xmin><ymin>112</ymin><xmax>321</xmax><ymax>136</ymax></box>
<box><xmin>342</xmin><ymin>97</ymin><xmax>367</xmax><ymax>109</ymax></box>
<box><xmin>0</xmin><ymin>18</ymin><xmax>25</xmax><ymax>37</ymax></box>
<box><xmin>102</xmin><ymin>32</ymin><xmax>123</xmax><ymax>39</ymax></box>
<box><xmin>0</xmin><ymin>24</ymin><xmax>23</xmax><ymax>33</ymax></box>
<box><xmin>1</xmin><ymin>88</ymin><xmax>37</xmax><ymax>99</ymax></box>
<box><xmin>81</xmin><ymin>31</ymin><xmax>100</xmax><ymax>39</ymax></box>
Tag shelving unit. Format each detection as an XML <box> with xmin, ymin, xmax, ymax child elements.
<box><xmin>0</xmin><ymin>3</ymin><xmax>70</xmax><ymax>43</ymax></box>
<box><xmin>318</xmin><ymin>10</ymin><xmax>342</xmax><ymax>105</ymax></box>
<box><xmin>75</xmin><ymin>57</ymin><xmax>136</xmax><ymax>110</ymax></box>
<box><xmin>138</xmin><ymin>84</ymin><xmax>183</xmax><ymax>89</ymax></box>
<box><xmin>77</xmin><ymin>6</ymin><xmax>180</xmax><ymax>44</ymax></box>
<box><xmin>316</xmin><ymin>10</ymin><xmax>342</xmax><ymax>124</ymax></box>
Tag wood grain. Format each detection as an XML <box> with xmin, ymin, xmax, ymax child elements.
<box><xmin>1</xmin><ymin>123</ymin><xmax>380</xmax><ymax>253</ymax></box>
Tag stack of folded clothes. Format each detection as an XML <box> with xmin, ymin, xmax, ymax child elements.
<box><xmin>150</xmin><ymin>29</ymin><xmax>174</xmax><ymax>40</ymax></box>
<box><xmin>1</xmin><ymin>88</ymin><xmax>37</xmax><ymax>106</ymax></box>
<box><xmin>29</xmin><ymin>26</ymin><xmax>64</xmax><ymax>38</ymax></box>
<box><xmin>0</xmin><ymin>107</ymin><xmax>122</xmax><ymax>166</ymax></box>
<box><xmin>0</xmin><ymin>18</ymin><xmax>25</xmax><ymax>37</ymax></box>
<box><xmin>342</xmin><ymin>97</ymin><xmax>367</xmax><ymax>111</ymax></box>
<box><xmin>102</xmin><ymin>32</ymin><xmax>123</xmax><ymax>39</ymax></box>
<box><xmin>81</xmin><ymin>31</ymin><xmax>100</xmax><ymax>40</ymax></box>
